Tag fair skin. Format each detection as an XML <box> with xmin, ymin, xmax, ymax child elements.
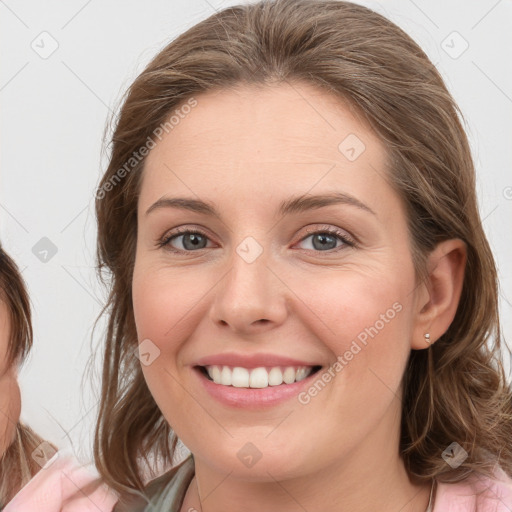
<box><xmin>0</xmin><ymin>300</ymin><xmax>21</xmax><ymax>458</ymax></box>
<box><xmin>132</xmin><ymin>81</ymin><xmax>466</xmax><ymax>512</ymax></box>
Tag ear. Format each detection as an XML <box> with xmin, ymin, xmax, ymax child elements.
<box><xmin>411</xmin><ymin>239</ymin><xmax>467</xmax><ymax>350</ymax></box>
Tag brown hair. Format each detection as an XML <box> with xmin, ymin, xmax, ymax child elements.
<box><xmin>0</xmin><ymin>245</ymin><xmax>47</xmax><ymax>506</ymax></box>
<box><xmin>93</xmin><ymin>0</ymin><xmax>512</xmax><ymax>498</ymax></box>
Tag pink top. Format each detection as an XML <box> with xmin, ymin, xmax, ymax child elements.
<box><xmin>433</xmin><ymin>467</ymin><xmax>512</xmax><ymax>511</ymax></box>
<box><xmin>4</xmin><ymin>450</ymin><xmax>512</xmax><ymax>511</ymax></box>
<box><xmin>3</xmin><ymin>450</ymin><xmax>118</xmax><ymax>512</ymax></box>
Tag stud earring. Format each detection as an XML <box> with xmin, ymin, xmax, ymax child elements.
<box><xmin>424</xmin><ymin>333</ymin><xmax>431</xmax><ymax>343</ymax></box>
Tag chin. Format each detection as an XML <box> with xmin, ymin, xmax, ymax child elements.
<box><xmin>188</xmin><ymin>436</ymin><xmax>314</xmax><ymax>482</ymax></box>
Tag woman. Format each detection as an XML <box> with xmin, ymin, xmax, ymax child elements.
<box><xmin>93</xmin><ymin>0</ymin><xmax>512</xmax><ymax>510</ymax></box>
<box><xmin>1</xmin><ymin>244</ymin><xmax>118</xmax><ymax>511</ymax></box>
<box><xmin>0</xmin><ymin>244</ymin><xmax>52</xmax><ymax>507</ymax></box>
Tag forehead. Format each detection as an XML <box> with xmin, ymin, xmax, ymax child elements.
<box><xmin>139</xmin><ymin>81</ymin><xmax>391</xmax><ymax>213</ymax></box>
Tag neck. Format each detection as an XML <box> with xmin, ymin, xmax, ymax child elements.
<box><xmin>180</xmin><ymin>398</ymin><xmax>431</xmax><ymax>512</ymax></box>
<box><xmin>181</xmin><ymin>451</ymin><xmax>431</xmax><ymax>512</ymax></box>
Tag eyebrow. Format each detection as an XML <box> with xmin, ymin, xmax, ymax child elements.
<box><xmin>145</xmin><ymin>192</ymin><xmax>377</xmax><ymax>218</ymax></box>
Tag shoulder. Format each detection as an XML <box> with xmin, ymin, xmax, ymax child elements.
<box><xmin>434</xmin><ymin>467</ymin><xmax>512</xmax><ymax>511</ymax></box>
<box><xmin>113</xmin><ymin>456</ymin><xmax>195</xmax><ymax>512</ymax></box>
<box><xmin>3</xmin><ymin>449</ymin><xmax>119</xmax><ymax>512</ymax></box>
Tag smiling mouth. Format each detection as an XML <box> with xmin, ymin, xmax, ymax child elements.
<box><xmin>196</xmin><ymin>365</ymin><xmax>322</xmax><ymax>389</ymax></box>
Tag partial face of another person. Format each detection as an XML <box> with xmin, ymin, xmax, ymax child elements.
<box><xmin>0</xmin><ymin>300</ymin><xmax>21</xmax><ymax>458</ymax></box>
<box><xmin>132</xmin><ymin>82</ymin><xmax>429</xmax><ymax>479</ymax></box>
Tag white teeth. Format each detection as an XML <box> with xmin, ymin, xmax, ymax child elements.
<box><xmin>268</xmin><ymin>367</ymin><xmax>283</xmax><ymax>386</ymax></box>
<box><xmin>249</xmin><ymin>367</ymin><xmax>268</xmax><ymax>388</ymax></box>
<box><xmin>283</xmin><ymin>367</ymin><xmax>296</xmax><ymax>384</ymax></box>
<box><xmin>296</xmin><ymin>368</ymin><xmax>308</xmax><ymax>381</ymax></box>
<box><xmin>231</xmin><ymin>367</ymin><xmax>250</xmax><ymax>388</ymax></box>
<box><xmin>211</xmin><ymin>365</ymin><xmax>222</xmax><ymax>384</ymax></box>
<box><xmin>220</xmin><ymin>366</ymin><xmax>232</xmax><ymax>386</ymax></box>
<box><xmin>204</xmin><ymin>365</ymin><xmax>315</xmax><ymax>388</ymax></box>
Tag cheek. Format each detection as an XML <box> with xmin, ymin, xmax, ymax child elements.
<box><xmin>132</xmin><ymin>264</ymin><xmax>205</xmax><ymax>349</ymax></box>
<box><xmin>292</xmin><ymin>263</ymin><xmax>413</xmax><ymax>346</ymax></box>
<box><xmin>132</xmin><ymin>265</ymin><xmax>210</xmax><ymax>431</ymax></box>
<box><xmin>289</xmin><ymin>264</ymin><xmax>415</xmax><ymax>400</ymax></box>
<box><xmin>131</xmin><ymin>262</ymin><xmax>213</xmax><ymax>411</ymax></box>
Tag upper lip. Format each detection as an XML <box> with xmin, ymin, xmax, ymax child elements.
<box><xmin>194</xmin><ymin>352</ymin><xmax>322</xmax><ymax>369</ymax></box>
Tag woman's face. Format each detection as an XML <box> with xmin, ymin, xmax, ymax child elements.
<box><xmin>132</xmin><ymin>82</ymin><xmax>428</xmax><ymax>480</ymax></box>
<box><xmin>0</xmin><ymin>300</ymin><xmax>21</xmax><ymax>458</ymax></box>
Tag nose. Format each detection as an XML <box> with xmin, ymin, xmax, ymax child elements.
<box><xmin>209</xmin><ymin>243</ymin><xmax>288</xmax><ymax>336</ymax></box>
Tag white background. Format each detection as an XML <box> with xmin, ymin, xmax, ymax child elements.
<box><xmin>1</xmin><ymin>0</ymin><xmax>511</xmax><ymax>463</ymax></box>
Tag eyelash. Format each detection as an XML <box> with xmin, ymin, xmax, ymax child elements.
<box><xmin>157</xmin><ymin>225</ymin><xmax>356</xmax><ymax>254</ymax></box>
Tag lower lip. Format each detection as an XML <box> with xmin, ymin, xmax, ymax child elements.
<box><xmin>193</xmin><ymin>367</ymin><xmax>321</xmax><ymax>408</ymax></box>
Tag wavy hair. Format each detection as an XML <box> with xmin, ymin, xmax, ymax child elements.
<box><xmin>93</xmin><ymin>0</ymin><xmax>512</xmax><ymax>498</ymax></box>
<box><xmin>0</xmin><ymin>245</ymin><xmax>48</xmax><ymax>506</ymax></box>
